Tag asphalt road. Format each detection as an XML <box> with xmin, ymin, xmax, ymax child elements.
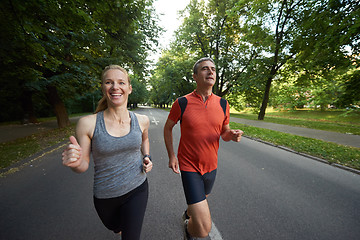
<box><xmin>1</xmin><ymin>107</ymin><xmax>360</xmax><ymax>239</ymax></box>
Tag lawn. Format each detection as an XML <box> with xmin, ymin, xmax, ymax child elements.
<box><xmin>229</xmin><ymin>108</ymin><xmax>359</xmax><ymax>171</ymax></box>
<box><xmin>0</xmin><ymin>123</ymin><xmax>75</xmax><ymax>173</ymax></box>
<box><xmin>230</xmin><ymin>108</ymin><xmax>360</xmax><ymax>135</ymax></box>
<box><xmin>230</xmin><ymin>122</ymin><xmax>360</xmax><ymax>171</ymax></box>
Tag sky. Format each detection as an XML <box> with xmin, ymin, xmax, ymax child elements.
<box><xmin>150</xmin><ymin>0</ymin><xmax>190</xmax><ymax>61</ymax></box>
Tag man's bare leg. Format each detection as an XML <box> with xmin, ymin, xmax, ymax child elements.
<box><xmin>187</xmin><ymin>199</ymin><xmax>212</xmax><ymax>238</ymax></box>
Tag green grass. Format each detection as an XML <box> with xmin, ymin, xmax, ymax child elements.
<box><xmin>230</xmin><ymin>109</ymin><xmax>360</xmax><ymax>135</ymax></box>
<box><xmin>0</xmin><ymin>112</ymin><xmax>90</xmax><ymax>172</ymax></box>
<box><xmin>230</xmin><ymin>122</ymin><xmax>360</xmax><ymax>170</ymax></box>
<box><xmin>0</xmin><ymin>124</ymin><xmax>75</xmax><ymax>171</ymax></box>
<box><xmin>274</xmin><ymin>112</ymin><xmax>358</xmax><ymax>122</ymax></box>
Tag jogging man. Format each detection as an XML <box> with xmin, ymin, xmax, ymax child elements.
<box><xmin>164</xmin><ymin>57</ymin><xmax>243</xmax><ymax>239</ymax></box>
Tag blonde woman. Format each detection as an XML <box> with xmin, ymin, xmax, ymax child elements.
<box><xmin>62</xmin><ymin>65</ymin><xmax>152</xmax><ymax>239</ymax></box>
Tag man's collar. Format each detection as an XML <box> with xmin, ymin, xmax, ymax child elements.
<box><xmin>193</xmin><ymin>90</ymin><xmax>213</xmax><ymax>100</ymax></box>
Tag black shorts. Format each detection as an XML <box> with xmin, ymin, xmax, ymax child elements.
<box><xmin>181</xmin><ymin>169</ymin><xmax>217</xmax><ymax>205</ymax></box>
<box><xmin>93</xmin><ymin>179</ymin><xmax>148</xmax><ymax>240</ymax></box>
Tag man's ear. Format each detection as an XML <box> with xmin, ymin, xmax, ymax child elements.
<box><xmin>129</xmin><ymin>85</ymin><xmax>132</xmax><ymax>94</ymax></box>
<box><xmin>193</xmin><ymin>73</ymin><xmax>197</xmax><ymax>82</ymax></box>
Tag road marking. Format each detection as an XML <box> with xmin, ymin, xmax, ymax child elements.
<box><xmin>151</xmin><ymin>117</ymin><xmax>159</xmax><ymax>125</ymax></box>
<box><xmin>209</xmin><ymin>221</ymin><xmax>223</xmax><ymax>240</ymax></box>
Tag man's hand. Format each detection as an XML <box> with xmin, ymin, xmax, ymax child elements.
<box><xmin>168</xmin><ymin>156</ymin><xmax>180</xmax><ymax>174</ymax></box>
<box><xmin>229</xmin><ymin>129</ymin><xmax>244</xmax><ymax>142</ymax></box>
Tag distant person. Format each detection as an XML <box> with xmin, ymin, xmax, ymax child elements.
<box><xmin>62</xmin><ymin>65</ymin><xmax>153</xmax><ymax>240</ymax></box>
<box><xmin>164</xmin><ymin>57</ymin><xmax>243</xmax><ymax>239</ymax></box>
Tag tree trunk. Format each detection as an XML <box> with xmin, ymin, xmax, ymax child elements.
<box><xmin>20</xmin><ymin>90</ymin><xmax>38</xmax><ymax>124</ymax></box>
<box><xmin>258</xmin><ymin>76</ymin><xmax>274</xmax><ymax>120</ymax></box>
<box><xmin>46</xmin><ymin>85</ymin><xmax>70</xmax><ymax>128</ymax></box>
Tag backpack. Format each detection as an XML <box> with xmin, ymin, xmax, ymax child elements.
<box><xmin>178</xmin><ymin>96</ymin><xmax>227</xmax><ymax>124</ymax></box>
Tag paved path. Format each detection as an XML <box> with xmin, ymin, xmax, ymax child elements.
<box><xmin>1</xmin><ymin>108</ymin><xmax>359</xmax><ymax>240</ymax></box>
<box><xmin>230</xmin><ymin>117</ymin><xmax>360</xmax><ymax>148</ymax></box>
<box><xmin>0</xmin><ymin>113</ymin><xmax>359</xmax><ymax>148</ymax></box>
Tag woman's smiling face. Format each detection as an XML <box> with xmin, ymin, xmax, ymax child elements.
<box><xmin>102</xmin><ymin>69</ymin><xmax>132</xmax><ymax>107</ymax></box>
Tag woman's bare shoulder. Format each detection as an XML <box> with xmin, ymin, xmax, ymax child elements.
<box><xmin>134</xmin><ymin>112</ymin><xmax>149</xmax><ymax>121</ymax></box>
<box><xmin>78</xmin><ymin>113</ymin><xmax>97</xmax><ymax>125</ymax></box>
<box><xmin>134</xmin><ymin>112</ymin><xmax>149</xmax><ymax>129</ymax></box>
<box><xmin>76</xmin><ymin>114</ymin><xmax>97</xmax><ymax>137</ymax></box>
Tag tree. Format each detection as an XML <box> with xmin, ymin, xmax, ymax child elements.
<box><xmin>175</xmin><ymin>0</ymin><xmax>255</xmax><ymax>97</ymax></box>
<box><xmin>230</xmin><ymin>0</ymin><xmax>359</xmax><ymax>119</ymax></box>
<box><xmin>0</xmin><ymin>0</ymin><xmax>161</xmax><ymax>127</ymax></box>
<box><xmin>231</xmin><ymin>0</ymin><xmax>308</xmax><ymax>119</ymax></box>
<box><xmin>149</xmin><ymin>47</ymin><xmax>195</xmax><ymax>107</ymax></box>
<box><xmin>337</xmin><ymin>70</ymin><xmax>360</xmax><ymax>108</ymax></box>
<box><xmin>152</xmin><ymin>0</ymin><xmax>359</xmax><ymax>116</ymax></box>
<box><xmin>128</xmin><ymin>75</ymin><xmax>148</xmax><ymax>108</ymax></box>
<box><xmin>270</xmin><ymin>62</ymin><xmax>348</xmax><ymax>110</ymax></box>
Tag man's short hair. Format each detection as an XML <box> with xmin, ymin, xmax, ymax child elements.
<box><xmin>193</xmin><ymin>57</ymin><xmax>215</xmax><ymax>74</ymax></box>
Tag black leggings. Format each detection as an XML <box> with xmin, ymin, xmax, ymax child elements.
<box><xmin>93</xmin><ymin>179</ymin><xmax>149</xmax><ymax>240</ymax></box>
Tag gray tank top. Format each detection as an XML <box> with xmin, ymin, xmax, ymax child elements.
<box><xmin>91</xmin><ymin>111</ymin><xmax>146</xmax><ymax>199</ymax></box>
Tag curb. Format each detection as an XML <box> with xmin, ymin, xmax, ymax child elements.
<box><xmin>243</xmin><ymin>136</ymin><xmax>360</xmax><ymax>175</ymax></box>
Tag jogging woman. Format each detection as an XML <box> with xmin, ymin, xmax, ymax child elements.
<box><xmin>62</xmin><ymin>65</ymin><xmax>153</xmax><ymax>239</ymax></box>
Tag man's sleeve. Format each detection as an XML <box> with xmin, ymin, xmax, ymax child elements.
<box><xmin>168</xmin><ymin>99</ymin><xmax>181</xmax><ymax>124</ymax></box>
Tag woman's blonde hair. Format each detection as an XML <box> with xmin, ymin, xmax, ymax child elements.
<box><xmin>95</xmin><ymin>65</ymin><xmax>131</xmax><ymax>113</ymax></box>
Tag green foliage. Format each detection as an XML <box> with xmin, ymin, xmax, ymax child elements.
<box><xmin>336</xmin><ymin>70</ymin><xmax>360</xmax><ymax>108</ymax></box>
<box><xmin>128</xmin><ymin>75</ymin><xmax>149</xmax><ymax>107</ymax></box>
<box><xmin>0</xmin><ymin>0</ymin><xmax>161</xmax><ymax>122</ymax></box>
<box><xmin>149</xmin><ymin>49</ymin><xmax>196</xmax><ymax>106</ymax></box>
<box><xmin>174</xmin><ymin>0</ymin><xmax>252</xmax><ymax>97</ymax></box>
<box><xmin>155</xmin><ymin>0</ymin><xmax>359</xmax><ymax>119</ymax></box>
<box><xmin>1</xmin><ymin>0</ymin><xmax>358</xmax><ymax>122</ymax></box>
<box><xmin>64</xmin><ymin>90</ymin><xmax>102</xmax><ymax>114</ymax></box>
<box><xmin>294</xmin><ymin>0</ymin><xmax>360</xmax><ymax>70</ymax></box>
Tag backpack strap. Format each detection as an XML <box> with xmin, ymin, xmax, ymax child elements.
<box><xmin>178</xmin><ymin>96</ymin><xmax>226</xmax><ymax>123</ymax></box>
<box><xmin>178</xmin><ymin>97</ymin><xmax>188</xmax><ymax>124</ymax></box>
<box><xmin>220</xmin><ymin>98</ymin><xmax>227</xmax><ymax>117</ymax></box>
